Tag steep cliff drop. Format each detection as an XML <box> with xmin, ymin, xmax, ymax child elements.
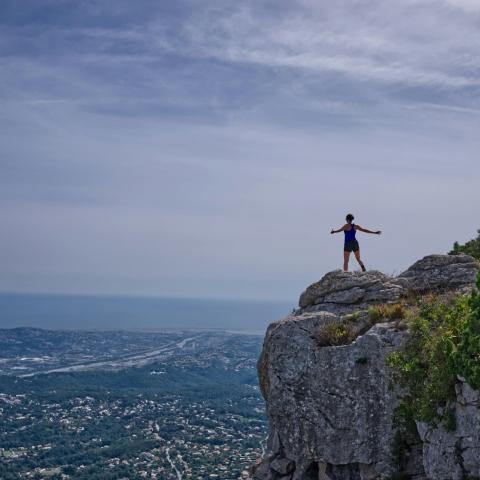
<box><xmin>250</xmin><ymin>254</ymin><xmax>480</xmax><ymax>480</ymax></box>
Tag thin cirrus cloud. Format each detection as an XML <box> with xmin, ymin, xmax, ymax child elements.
<box><xmin>169</xmin><ymin>2</ymin><xmax>480</xmax><ymax>90</ymax></box>
<box><xmin>0</xmin><ymin>0</ymin><xmax>479</xmax><ymax>300</ymax></box>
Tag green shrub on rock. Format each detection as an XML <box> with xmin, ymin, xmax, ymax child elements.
<box><xmin>450</xmin><ymin>229</ymin><xmax>480</xmax><ymax>259</ymax></box>
<box><xmin>449</xmin><ymin>273</ymin><xmax>480</xmax><ymax>390</ymax></box>
<box><xmin>388</xmin><ymin>275</ymin><xmax>480</xmax><ymax>431</ymax></box>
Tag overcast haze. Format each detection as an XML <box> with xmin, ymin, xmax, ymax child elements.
<box><xmin>1</xmin><ymin>0</ymin><xmax>479</xmax><ymax>301</ymax></box>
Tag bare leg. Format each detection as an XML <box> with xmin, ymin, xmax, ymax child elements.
<box><xmin>343</xmin><ymin>251</ymin><xmax>351</xmax><ymax>272</ymax></box>
<box><xmin>354</xmin><ymin>249</ymin><xmax>366</xmax><ymax>272</ymax></box>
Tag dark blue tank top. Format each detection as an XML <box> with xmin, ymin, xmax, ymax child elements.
<box><xmin>344</xmin><ymin>224</ymin><xmax>356</xmax><ymax>242</ymax></box>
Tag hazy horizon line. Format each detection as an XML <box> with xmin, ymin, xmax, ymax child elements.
<box><xmin>0</xmin><ymin>288</ymin><xmax>294</xmax><ymax>305</ymax></box>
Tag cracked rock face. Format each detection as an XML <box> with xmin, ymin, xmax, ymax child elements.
<box><xmin>251</xmin><ymin>254</ymin><xmax>480</xmax><ymax>480</ymax></box>
<box><xmin>257</xmin><ymin>314</ymin><xmax>405</xmax><ymax>479</ymax></box>
<box><xmin>417</xmin><ymin>379</ymin><xmax>480</xmax><ymax>480</ymax></box>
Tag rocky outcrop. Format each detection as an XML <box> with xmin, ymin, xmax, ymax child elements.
<box><xmin>299</xmin><ymin>254</ymin><xmax>479</xmax><ymax>314</ymax></box>
<box><xmin>251</xmin><ymin>254</ymin><xmax>480</xmax><ymax>480</ymax></box>
<box><xmin>298</xmin><ymin>270</ymin><xmax>403</xmax><ymax>314</ymax></box>
<box><xmin>397</xmin><ymin>254</ymin><xmax>480</xmax><ymax>294</ymax></box>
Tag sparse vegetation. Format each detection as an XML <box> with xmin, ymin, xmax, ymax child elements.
<box><xmin>349</xmin><ymin>311</ymin><xmax>361</xmax><ymax>321</ymax></box>
<box><xmin>384</xmin><ymin>230</ymin><xmax>480</xmax><ymax>476</ymax></box>
<box><xmin>368</xmin><ymin>303</ymin><xmax>407</xmax><ymax>323</ymax></box>
<box><xmin>450</xmin><ymin>229</ymin><xmax>480</xmax><ymax>259</ymax></box>
<box><xmin>314</xmin><ymin>302</ymin><xmax>408</xmax><ymax>347</ymax></box>
<box><xmin>314</xmin><ymin>319</ymin><xmax>356</xmax><ymax>346</ymax></box>
<box><xmin>388</xmin><ymin>274</ymin><xmax>480</xmax><ymax>433</ymax></box>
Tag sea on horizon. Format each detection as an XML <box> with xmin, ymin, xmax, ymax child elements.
<box><xmin>0</xmin><ymin>292</ymin><xmax>293</xmax><ymax>334</ymax></box>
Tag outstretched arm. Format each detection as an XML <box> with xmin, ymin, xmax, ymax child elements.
<box><xmin>356</xmin><ymin>225</ymin><xmax>381</xmax><ymax>235</ymax></box>
<box><xmin>330</xmin><ymin>225</ymin><xmax>346</xmax><ymax>234</ymax></box>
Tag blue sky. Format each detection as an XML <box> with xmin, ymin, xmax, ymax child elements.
<box><xmin>1</xmin><ymin>0</ymin><xmax>480</xmax><ymax>301</ymax></box>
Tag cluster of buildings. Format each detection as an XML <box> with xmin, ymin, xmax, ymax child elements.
<box><xmin>0</xmin><ymin>388</ymin><xmax>267</xmax><ymax>479</ymax></box>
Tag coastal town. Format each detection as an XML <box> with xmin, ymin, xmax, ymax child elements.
<box><xmin>0</xmin><ymin>328</ymin><xmax>267</xmax><ymax>479</ymax></box>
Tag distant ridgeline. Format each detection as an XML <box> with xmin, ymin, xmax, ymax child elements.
<box><xmin>250</xmin><ymin>231</ymin><xmax>480</xmax><ymax>480</ymax></box>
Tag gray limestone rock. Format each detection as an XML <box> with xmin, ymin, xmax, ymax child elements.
<box><xmin>417</xmin><ymin>379</ymin><xmax>480</xmax><ymax>479</ymax></box>
<box><xmin>270</xmin><ymin>457</ymin><xmax>295</xmax><ymax>475</ymax></box>
<box><xmin>298</xmin><ymin>254</ymin><xmax>479</xmax><ymax>315</ymax></box>
<box><xmin>258</xmin><ymin>313</ymin><xmax>404</xmax><ymax>479</ymax></box>
<box><xmin>251</xmin><ymin>457</ymin><xmax>273</xmax><ymax>480</ymax></box>
<box><xmin>252</xmin><ymin>254</ymin><xmax>480</xmax><ymax>480</ymax></box>
<box><xmin>416</xmin><ymin>421</ymin><xmax>463</xmax><ymax>480</ymax></box>
<box><xmin>397</xmin><ymin>253</ymin><xmax>479</xmax><ymax>294</ymax></box>
<box><xmin>298</xmin><ymin>270</ymin><xmax>403</xmax><ymax>313</ymax></box>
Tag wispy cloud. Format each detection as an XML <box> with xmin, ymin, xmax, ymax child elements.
<box><xmin>2</xmin><ymin>0</ymin><xmax>480</xmax><ymax>111</ymax></box>
<box><xmin>0</xmin><ymin>0</ymin><xmax>479</xmax><ymax>299</ymax></box>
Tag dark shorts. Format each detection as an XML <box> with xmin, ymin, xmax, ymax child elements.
<box><xmin>344</xmin><ymin>240</ymin><xmax>359</xmax><ymax>252</ymax></box>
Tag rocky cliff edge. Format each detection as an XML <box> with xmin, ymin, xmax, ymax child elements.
<box><xmin>251</xmin><ymin>254</ymin><xmax>480</xmax><ymax>480</ymax></box>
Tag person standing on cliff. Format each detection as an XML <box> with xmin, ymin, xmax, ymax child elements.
<box><xmin>330</xmin><ymin>213</ymin><xmax>381</xmax><ymax>272</ymax></box>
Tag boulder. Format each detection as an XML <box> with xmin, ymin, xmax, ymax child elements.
<box><xmin>397</xmin><ymin>253</ymin><xmax>479</xmax><ymax>294</ymax></box>
<box><xmin>298</xmin><ymin>270</ymin><xmax>403</xmax><ymax>313</ymax></box>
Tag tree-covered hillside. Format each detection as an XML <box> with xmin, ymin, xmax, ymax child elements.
<box><xmin>450</xmin><ymin>229</ymin><xmax>480</xmax><ymax>259</ymax></box>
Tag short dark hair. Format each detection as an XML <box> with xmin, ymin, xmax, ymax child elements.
<box><xmin>346</xmin><ymin>213</ymin><xmax>354</xmax><ymax>222</ymax></box>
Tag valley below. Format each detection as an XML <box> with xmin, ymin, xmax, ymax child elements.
<box><xmin>0</xmin><ymin>328</ymin><xmax>267</xmax><ymax>479</ymax></box>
